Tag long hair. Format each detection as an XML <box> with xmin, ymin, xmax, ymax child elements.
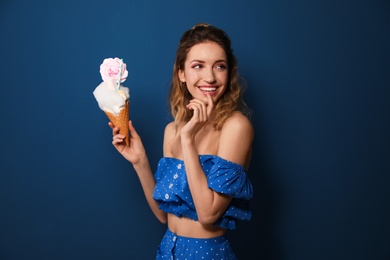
<box><xmin>169</xmin><ymin>23</ymin><xmax>251</xmax><ymax>130</ymax></box>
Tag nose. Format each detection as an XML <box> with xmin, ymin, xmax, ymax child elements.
<box><xmin>204</xmin><ymin>68</ymin><xmax>216</xmax><ymax>83</ymax></box>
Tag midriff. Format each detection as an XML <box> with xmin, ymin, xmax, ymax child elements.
<box><xmin>167</xmin><ymin>213</ymin><xmax>226</xmax><ymax>238</ymax></box>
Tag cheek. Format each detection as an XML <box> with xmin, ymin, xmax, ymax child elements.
<box><xmin>185</xmin><ymin>70</ymin><xmax>200</xmax><ymax>82</ymax></box>
<box><xmin>217</xmin><ymin>72</ymin><xmax>228</xmax><ymax>83</ymax></box>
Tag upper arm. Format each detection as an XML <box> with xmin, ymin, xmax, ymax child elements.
<box><xmin>163</xmin><ymin>121</ymin><xmax>176</xmax><ymax>157</ymax></box>
<box><xmin>217</xmin><ymin>113</ymin><xmax>254</xmax><ymax>169</ymax></box>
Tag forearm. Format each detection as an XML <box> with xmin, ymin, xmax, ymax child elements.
<box><xmin>133</xmin><ymin>155</ymin><xmax>167</xmax><ymax>224</ymax></box>
<box><xmin>181</xmin><ymin>137</ymin><xmax>223</xmax><ymax>223</ymax></box>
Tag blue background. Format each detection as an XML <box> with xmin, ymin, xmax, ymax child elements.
<box><xmin>1</xmin><ymin>0</ymin><xmax>389</xmax><ymax>259</ymax></box>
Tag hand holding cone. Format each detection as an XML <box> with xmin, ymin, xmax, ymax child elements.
<box><xmin>104</xmin><ymin>101</ymin><xmax>130</xmax><ymax>145</ymax></box>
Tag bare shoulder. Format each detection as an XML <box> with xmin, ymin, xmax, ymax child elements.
<box><xmin>218</xmin><ymin>112</ymin><xmax>254</xmax><ymax>169</ymax></box>
<box><xmin>164</xmin><ymin>121</ymin><xmax>176</xmax><ymax>137</ymax></box>
<box><xmin>163</xmin><ymin>121</ymin><xmax>179</xmax><ymax>157</ymax></box>
<box><xmin>221</xmin><ymin>112</ymin><xmax>254</xmax><ymax>136</ymax></box>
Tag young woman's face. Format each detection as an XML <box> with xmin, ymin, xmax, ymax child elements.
<box><xmin>178</xmin><ymin>41</ymin><xmax>228</xmax><ymax>103</ymax></box>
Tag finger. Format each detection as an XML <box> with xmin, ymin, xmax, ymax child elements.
<box><xmin>187</xmin><ymin>102</ymin><xmax>202</xmax><ymax>121</ymax></box>
<box><xmin>112</xmin><ymin>134</ymin><xmax>125</xmax><ymax>144</ymax></box>
<box><xmin>109</xmin><ymin>122</ymin><xmax>120</xmax><ymax>134</ymax></box>
<box><xmin>189</xmin><ymin>98</ymin><xmax>206</xmax><ymax>106</ymax></box>
<box><xmin>192</xmin><ymin>99</ymin><xmax>207</xmax><ymax>122</ymax></box>
<box><xmin>199</xmin><ymin>101</ymin><xmax>207</xmax><ymax>122</ymax></box>
<box><xmin>206</xmin><ymin>93</ymin><xmax>214</xmax><ymax>115</ymax></box>
<box><xmin>112</xmin><ymin>127</ymin><xmax>120</xmax><ymax>136</ymax></box>
<box><xmin>128</xmin><ymin>120</ymin><xmax>140</xmax><ymax>139</ymax></box>
<box><xmin>190</xmin><ymin>98</ymin><xmax>208</xmax><ymax>114</ymax></box>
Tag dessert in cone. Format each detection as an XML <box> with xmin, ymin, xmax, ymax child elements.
<box><xmin>93</xmin><ymin>57</ymin><xmax>130</xmax><ymax>145</ymax></box>
<box><xmin>104</xmin><ymin>101</ymin><xmax>130</xmax><ymax>145</ymax></box>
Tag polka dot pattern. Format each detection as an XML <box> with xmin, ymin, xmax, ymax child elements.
<box><xmin>153</xmin><ymin>155</ymin><xmax>253</xmax><ymax>230</ymax></box>
<box><xmin>156</xmin><ymin>229</ymin><xmax>238</xmax><ymax>259</ymax></box>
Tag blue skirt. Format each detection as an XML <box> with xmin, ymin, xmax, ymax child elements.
<box><xmin>156</xmin><ymin>229</ymin><xmax>238</xmax><ymax>260</ymax></box>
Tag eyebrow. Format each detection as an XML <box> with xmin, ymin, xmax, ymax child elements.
<box><xmin>190</xmin><ymin>59</ymin><xmax>227</xmax><ymax>63</ymax></box>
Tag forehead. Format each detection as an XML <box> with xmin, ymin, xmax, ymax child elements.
<box><xmin>186</xmin><ymin>42</ymin><xmax>227</xmax><ymax>62</ymax></box>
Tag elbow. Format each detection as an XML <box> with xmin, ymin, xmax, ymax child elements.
<box><xmin>196</xmin><ymin>195</ymin><xmax>231</xmax><ymax>225</ymax></box>
<box><xmin>156</xmin><ymin>212</ymin><xmax>167</xmax><ymax>224</ymax></box>
<box><xmin>158</xmin><ymin>218</ymin><xmax>168</xmax><ymax>224</ymax></box>
<box><xmin>197</xmin><ymin>213</ymin><xmax>220</xmax><ymax>226</ymax></box>
<box><xmin>159</xmin><ymin>218</ymin><xmax>168</xmax><ymax>225</ymax></box>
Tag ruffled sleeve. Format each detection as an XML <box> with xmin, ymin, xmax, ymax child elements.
<box><xmin>207</xmin><ymin>156</ymin><xmax>253</xmax><ymax>200</ymax></box>
<box><xmin>205</xmin><ymin>156</ymin><xmax>254</xmax><ymax>229</ymax></box>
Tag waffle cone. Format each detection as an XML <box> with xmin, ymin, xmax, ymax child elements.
<box><xmin>104</xmin><ymin>101</ymin><xmax>130</xmax><ymax>145</ymax></box>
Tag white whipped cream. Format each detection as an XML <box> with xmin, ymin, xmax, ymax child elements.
<box><xmin>93</xmin><ymin>81</ymin><xmax>130</xmax><ymax>115</ymax></box>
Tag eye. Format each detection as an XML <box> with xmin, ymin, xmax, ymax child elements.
<box><xmin>215</xmin><ymin>63</ymin><xmax>227</xmax><ymax>71</ymax></box>
<box><xmin>192</xmin><ymin>64</ymin><xmax>203</xmax><ymax>69</ymax></box>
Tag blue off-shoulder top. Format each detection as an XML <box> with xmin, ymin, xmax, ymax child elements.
<box><xmin>153</xmin><ymin>155</ymin><xmax>253</xmax><ymax>230</ymax></box>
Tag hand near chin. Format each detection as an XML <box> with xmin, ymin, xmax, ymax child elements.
<box><xmin>109</xmin><ymin>120</ymin><xmax>146</xmax><ymax>165</ymax></box>
<box><xmin>181</xmin><ymin>93</ymin><xmax>214</xmax><ymax>140</ymax></box>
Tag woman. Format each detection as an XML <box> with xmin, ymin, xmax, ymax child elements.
<box><xmin>110</xmin><ymin>23</ymin><xmax>254</xmax><ymax>259</ymax></box>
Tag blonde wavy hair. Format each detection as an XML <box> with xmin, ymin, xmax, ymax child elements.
<box><xmin>169</xmin><ymin>23</ymin><xmax>251</xmax><ymax>130</ymax></box>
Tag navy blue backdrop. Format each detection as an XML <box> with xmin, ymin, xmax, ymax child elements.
<box><xmin>1</xmin><ymin>0</ymin><xmax>389</xmax><ymax>259</ymax></box>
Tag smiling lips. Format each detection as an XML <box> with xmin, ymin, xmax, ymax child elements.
<box><xmin>199</xmin><ymin>86</ymin><xmax>218</xmax><ymax>95</ymax></box>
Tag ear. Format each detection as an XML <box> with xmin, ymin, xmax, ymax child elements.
<box><xmin>178</xmin><ymin>69</ymin><xmax>185</xmax><ymax>82</ymax></box>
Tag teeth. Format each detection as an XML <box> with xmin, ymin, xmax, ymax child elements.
<box><xmin>200</xmin><ymin>87</ymin><xmax>216</xmax><ymax>92</ymax></box>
